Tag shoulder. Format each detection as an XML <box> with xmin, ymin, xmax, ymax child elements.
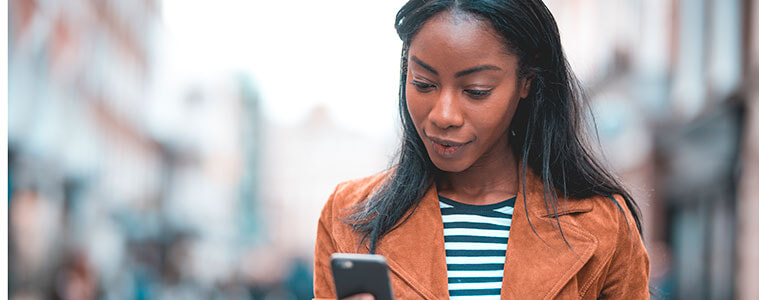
<box><xmin>318</xmin><ymin>170</ymin><xmax>391</xmax><ymax>228</ymax></box>
<box><xmin>558</xmin><ymin>194</ymin><xmax>648</xmax><ymax>297</ymax></box>
<box><xmin>560</xmin><ymin>193</ymin><xmax>642</xmax><ymax>253</ymax></box>
<box><xmin>576</xmin><ymin>193</ymin><xmax>639</xmax><ymax>238</ymax></box>
<box><xmin>316</xmin><ymin>170</ymin><xmax>392</xmax><ymax>252</ymax></box>
<box><xmin>552</xmin><ymin>193</ymin><xmax>645</xmax><ymax>265</ymax></box>
<box><xmin>543</xmin><ymin>192</ymin><xmax>638</xmax><ymax>240</ymax></box>
<box><xmin>314</xmin><ymin>172</ymin><xmax>391</xmax><ymax>297</ymax></box>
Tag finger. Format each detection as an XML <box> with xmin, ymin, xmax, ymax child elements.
<box><xmin>342</xmin><ymin>293</ymin><xmax>375</xmax><ymax>300</ymax></box>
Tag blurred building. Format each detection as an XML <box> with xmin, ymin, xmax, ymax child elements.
<box><xmin>8</xmin><ymin>0</ymin><xmax>276</xmax><ymax>299</ymax></box>
<box><xmin>259</xmin><ymin>105</ymin><xmax>394</xmax><ymax>256</ymax></box>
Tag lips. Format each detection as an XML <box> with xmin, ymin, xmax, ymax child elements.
<box><xmin>427</xmin><ymin>135</ymin><xmax>470</xmax><ymax>158</ymax></box>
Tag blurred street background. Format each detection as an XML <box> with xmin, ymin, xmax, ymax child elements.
<box><xmin>7</xmin><ymin>0</ymin><xmax>759</xmax><ymax>299</ymax></box>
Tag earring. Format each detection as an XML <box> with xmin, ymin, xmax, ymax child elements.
<box><xmin>511</xmin><ymin>129</ymin><xmax>516</xmax><ymax>137</ymax></box>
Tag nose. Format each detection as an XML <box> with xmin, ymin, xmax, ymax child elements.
<box><xmin>429</xmin><ymin>88</ymin><xmax>464</xmax><ymax>129</ymax></box>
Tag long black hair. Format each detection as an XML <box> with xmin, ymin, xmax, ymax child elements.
<box><xmin>348</xmin><ymin>0</ymin><xmax>642</xmax><ymax>254</ymax></box>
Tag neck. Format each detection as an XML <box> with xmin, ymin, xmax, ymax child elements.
<box><xmin>436</xmin><ymin>139</ymin><xmax>519</xmax><ymax>205</ymax></box>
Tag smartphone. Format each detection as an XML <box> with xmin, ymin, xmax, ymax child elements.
<box><xmin>330</xmin><ymin>253</ymin><xmax>394</xmax><ymax>300</ymax></box>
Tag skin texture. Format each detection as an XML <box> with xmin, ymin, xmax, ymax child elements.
<box><xmin>406</xmin><ymin>11</ymin><xmax>531</xmax><ymax>206</ymax></box>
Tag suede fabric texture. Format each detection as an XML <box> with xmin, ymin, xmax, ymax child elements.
<box><xmin>313</xmin><ymin>170</ymin><xmax>650</xmax><ymax>299</ymax></box>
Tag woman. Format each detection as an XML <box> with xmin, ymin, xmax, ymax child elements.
<box><xmin>314</xmin><ymin>0</ymin><xmax>649</xmax><ymax>299</ymax></box>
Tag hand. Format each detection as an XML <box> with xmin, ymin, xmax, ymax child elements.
<box><xmin>341</xmin><ymin>293</ymin><xmax>375</xmax><ymax>300</ymax></box>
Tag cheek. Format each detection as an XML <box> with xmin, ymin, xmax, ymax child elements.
<box><xmin>472</xmin><ymin>99</ymin><xmax>519</xmax><ymax>139</ymax></box>
<box><xmin>405</xmin><ymin>89</ymin><xmax>429</xmax><ymax>126</ymax></box>
<box><xmin>475</xmin><ymin>115</ymin><xmax>508</xmax><ymax>141</ymax></box>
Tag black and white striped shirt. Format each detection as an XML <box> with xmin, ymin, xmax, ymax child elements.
<box><xmin>440</xmin><ymin>195</ymin><xmax>515</xmax><ymax>300</ymax></box>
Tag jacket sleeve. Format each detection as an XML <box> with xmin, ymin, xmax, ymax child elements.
<box><xmin>599</xmin><ymin>195</ymin><xmax>651</xmax><ymax>299</ymax></box>
<box><xmin>313</xmin><ymin>186</ymin><xmax>340</xmax><ymax>300</ymax></box>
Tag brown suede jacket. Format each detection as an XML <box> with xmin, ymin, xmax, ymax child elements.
<box><xmin>314</xmin><ymin>170</ymin><xmax>650</xmax><ymax>299</ymax></box>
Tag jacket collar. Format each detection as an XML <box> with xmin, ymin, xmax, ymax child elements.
<box><xmin>374</xmin><ymin>168</ymin><xmax>597</xmax><ymax>299</ymax></box>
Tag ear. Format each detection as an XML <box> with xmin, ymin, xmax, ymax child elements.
<box><xmin>518</xmin><ymin>74</ymin><xmax>534</xmax><ymax>99</ymax></box>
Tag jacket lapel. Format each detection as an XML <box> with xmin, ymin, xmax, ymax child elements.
<box><xmin>371</xmin><ymin>169</ymin><xmax>597</xmax><ymax>299</ymax></box>
<box><xmin>500</xmin><ymin>170</ymin><xmax>597</xmax><ymax>299</ymax></box>
<box><xmin>374</xmin><ymin>183</ymin><xmax>450</xmax><ymax>299</ymax></box>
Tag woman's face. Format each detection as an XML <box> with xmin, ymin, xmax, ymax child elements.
<box><xmin>406</xmin><ymin>11</ymin><xmax>531</xmax><ymax>173</ymax></box>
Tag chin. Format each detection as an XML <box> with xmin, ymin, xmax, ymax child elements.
<box><xmin>429</xmin><ymin>157</ymin><xmax>472</xmax><ymax>173</ymax></box>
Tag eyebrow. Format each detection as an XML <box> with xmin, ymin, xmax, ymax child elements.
<box><xmin>411</xmin><ymin>56</ymin><xmax>438</xmax><ymax>75</ymax></box>
<box><xmin>454</xmin><ymin>65</ymin><xmax>502</xmax><ymax>77</ymax></box>
<box><xmin>410</xmin><ymin>56</ymin><xmax>502</xmax><ymax>78</ymax></box>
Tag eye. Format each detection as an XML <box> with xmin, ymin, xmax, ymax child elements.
<box><xmin>464</xmin><ymin>89</ymin><xmax>492</xmax><ymax>99</ymax></box>
<box><xmin>411</xmin><ymin>81</ymin><xmax>435</xmax><ymax>93</ymax></box>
